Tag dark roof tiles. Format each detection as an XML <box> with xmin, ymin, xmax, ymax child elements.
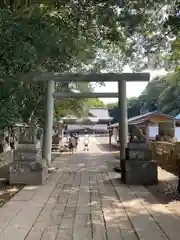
<box><xmin>111</xmin><ymin>111</ymin><xmax>174</xmax><ymax>127</ymax></box>
<box><xmin>89</xmin><ymin>108</ymin><xmax>112</xmax><ymax>120</ymax></box>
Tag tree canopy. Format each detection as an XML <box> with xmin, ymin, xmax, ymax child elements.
<box><xmin>108</xmin><ymin>73</ymin><xmax>180</xmax><ymax>121</ymax></box>
<box><xmin>87</xmin><ymin>98</ymin><xmax>106</xmax><ymax>108</ymax></box>
<box><xmin>0</xmin><ymin>0</ymin><xmax>179</xmax><ymax>130</ymax></box>
<box><xmin>0</xmin><ymin>0</ymin><xmax>125</xmax><ymax>129</ymax></box>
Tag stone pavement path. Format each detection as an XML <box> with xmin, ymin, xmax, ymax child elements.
<box><xmin>0</xmin><ymin>138</ymin><xmax>180</xmax><ymax>239</ymax></box>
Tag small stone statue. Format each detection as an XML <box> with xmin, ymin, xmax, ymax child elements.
<box><xmin>31</xmin><ymin>123</ymin><xmax>38</xmax><ymax>143</ymax></box>
<box><xmin>37</xmin><ymin>128</ymin><xmax>43</xmax><ymax>141</ymax></box>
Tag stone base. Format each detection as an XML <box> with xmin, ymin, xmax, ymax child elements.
<box><xmin>122</xmin><ymin>160</ymin><xmax>158</xmax><ymax>185</ymax></box>
<box><xmin>13</xmin><ymin>147</ymin><xmax>42</xmax><ymax>162</ymax></box>
<box><xmin>114</xmin><ymin>167</ymin><xmax>121</xmax><ymax>172</ymax></box>
<box><xmin>16</xmin><ymin>142</ymin><xmax>41</xmax><ymax>149</ymax></box>
<box><xmin>9</xmin><ymin>165</ymin><xmax>48</xmax><ymax>185</ymax></box>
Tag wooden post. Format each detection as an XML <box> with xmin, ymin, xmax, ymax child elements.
<box><xmin>108</xmin><ymin>124</ymin><xmax>112</xmax><ymax>151</ymax></box>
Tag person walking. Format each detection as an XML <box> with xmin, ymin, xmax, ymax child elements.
<box><xmin>73</xmin><ymin>133</ymin><xmax>79</xmax><ymax>151</ymax></box>
<box><xmin>83</xmin><ymin>133</ymin><xmax>89</xmax><ymax>151</ymax></box>
<box><xmin>4</xmin><ymin>137</ymin><xmax>11</xmax><ymax>151</ymax></box>
<box><xmin>10</xmin><ymin>134</ymin><xmax>16</xmax><ymax>150</ymax></box>
<box><xmin>68</xmin><ymin>134</ymin><xmax>76</xmax><ymax>154</ymax></box>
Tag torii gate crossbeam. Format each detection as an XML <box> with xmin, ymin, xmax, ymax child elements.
<box><xmin>37</xmin><ymin>73</ymin><xmax>150</xmax><ymax>171</ymax></box>
<box><xmin>53</xmin><ymin>92</ymin><xmax>119</xmax><ymax>98</ymax></box>
<box><xmin>34</xmin><ymin>72</ymin><xmax>149</xmax><ymax>82</ymax></box>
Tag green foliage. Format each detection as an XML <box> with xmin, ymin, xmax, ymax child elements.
<box><xmin>0</xmin><ymin>0</ymin><xmax>179</xmax><ymax>131</ymax></box>
<box><xmin>106</xmin><ymin>102</ymin><xmax>118</xmax><ymax>109</ymax></box>
<box><xmin>158</xmin><ymin>71</ymin><xmax>180</xmax><ymax>116</ymax></box>
<box><xmin>0</xmin><ymin>1</ymin><xmax>126</xmax><ymax>129</ymax></box>
<box><xmin>107</xmin><ymin>75</ymin><xmax>180</xmax><ymax>120</ymax></box>
<box><xmin>87</xmin><ymin>98</ymin><xmax>105</xmax><ymax>108</ymax></box>
<box><xmin>124</xmin><ymin>74</ymin><xmax>180</xmax><ymax>117</ymax></box>
<box><xmin>138</xmin><ymin>77</ymin><xmax>167</xmax><ymax>112</ymax></box>
<box><xmin>54</xmin><ymin>83</ymin><xmax>86</xmax><ymax>122</ymax></box>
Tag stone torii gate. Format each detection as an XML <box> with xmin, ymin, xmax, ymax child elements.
<box><xmin>34</xmin><ymin>72</ymin><xmax>150</xmax><ymax>167</ymax></box>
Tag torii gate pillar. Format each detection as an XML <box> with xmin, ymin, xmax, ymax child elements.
<box><xmin>118</xmin><ymin>80</ymin><xmax>128</xmax><ymax>157</ymax></box>
<box><xmin>42</xmin><ymin>80</ymin><xmax>55</xmax><ymax>166</ymax></box>
<box><xmin>39</xmin><ymin>72</ymin><xmax>149</xmax><ymax>166</ymax></box>
<box><xmin>118</xmin><ymin>80</ymin><xmax>128</xmax><ymax>174</ymax></box>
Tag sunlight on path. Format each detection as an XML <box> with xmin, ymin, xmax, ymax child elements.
<box><xmin>0</xmin><ymin>139</ymin><xmax>179</xmax><ymax>239</ymax></box>
<box><xmin>76</xmin><ymin>136</ymin><xmax>103</xmax><ymax>154</ymax></box>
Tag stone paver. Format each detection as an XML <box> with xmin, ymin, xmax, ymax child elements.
<box><xmin>0</xmin><ymin>137</ymin><xmax>180</xmax><ymax>239</ymax></box>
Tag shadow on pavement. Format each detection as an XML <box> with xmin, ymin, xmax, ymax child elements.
<box><xmin>96</xmin><ymin>143</ymin><xmax>119</xmax><ymax>152</ymax></box>
<box><xmin>26</xmin><ymin>171</ymin><xmax>180</xmax><ymax>240</ymax></box>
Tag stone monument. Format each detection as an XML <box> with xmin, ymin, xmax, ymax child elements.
<box><xmin>9</xmin><ymin>123</ymin><xmax>48</xmax><ymax>185</ymax></box>
<box><xmin>122</xmin><ymin>141</ymin><xmax>158</xmax><ymax>185</ymax></box>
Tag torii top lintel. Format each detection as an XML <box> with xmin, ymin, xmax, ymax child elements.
<box><xmin>33</xmin><ymin>72</ymin><xmax>150</xmax><ymax>82</ymax></box>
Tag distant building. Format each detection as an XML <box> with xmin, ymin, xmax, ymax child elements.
<box><xmin>110</xmin><ymin>111</ymin><xmax>174</xmax><ymax>141</ymax></box>
<box><xmin>63</xmin><ymin>108</ymin><xmax>112</xmax><ymax>135</ymax></box>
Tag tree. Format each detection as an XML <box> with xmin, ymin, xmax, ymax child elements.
<box><xmin>138</xmin><ymin>76</ymin><xmax>167</xmax><ymax>113</ymax></box>
<box><xmin>158</xmin><ymin>72</ymin><xmax>180</xmax><ymax>116</ymax></box>
<box><xmin>119</xmin><ymin>74</ymin><xmax>180</xmax><ymax>118</ymax></box>
<box><xmin>107</xmin><ymin>98</ymin><xmax>141</xmax><ymax>122</ymax></box>
<box><xmin>106</xmin><ymin>102</ymin><xmax>118</xmax><ymax>109</ymax></box>
<box><xmin>54</xmin><ymin>83</ymin><xmax>86</xmax><ymax>122</ymax></box>
<box><xmin>0</xmin><ymin>1</ymin><xmax>126</xmax><ymax>129</ymax></box>
<box><xmin>87</xmin><ymin>98</ymin><xmax>106</xmax><ymax>108</ymax></box>
<box><xmin>0</xmin><ymin>0</ymin><xmax>179</xmax><ymax>131</ymax></box>
<box><xmin>123</xmin><ymin>1</ymin><xmax>179</xmax><ymax>71</ymax></box>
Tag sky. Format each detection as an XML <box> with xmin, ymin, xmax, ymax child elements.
<box><xmin>94</xmin><ymin>66</ymin><xmax>167</xmax><ymax>103</ymax></box>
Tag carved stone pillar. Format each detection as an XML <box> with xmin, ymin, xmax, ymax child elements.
<box><xmin>124</xmin><ymin>141</ymin><xmax>158</xmax><ymax>185</ymax></box>
<box><xmin>9</xmin><ymin>125</ymin><xmax>48</xmax><ymax>185</ymax></box>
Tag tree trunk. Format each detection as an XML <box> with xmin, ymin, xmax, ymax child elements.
<box><xmin>0</xmin><ymin>143</ymin><xmax>3</xmax><ymax>153</ymax></box>
<box><xmin>177</xmin><ymin>168</ymin><xmax>180</xmax><ymax>193</ymax></box>
<box><xmin>0</xmin><ymin>135</ymin><xmax>4</xmax><ymax>153</ymax></box>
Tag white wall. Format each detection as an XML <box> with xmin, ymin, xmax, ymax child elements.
<box><xmin>175</xmin><ymin>127</ymin><xmax>180</xmax><ymax>142</ymax></box>
<box><xmin>147</xmin><ymin>124</ymin><xmax>159</xmax><ymax>139</ymax></box>
<box><xmin>113</xmin><ymin>127</ymin><xmax>119</xmax><ymax>142</ymax></box>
